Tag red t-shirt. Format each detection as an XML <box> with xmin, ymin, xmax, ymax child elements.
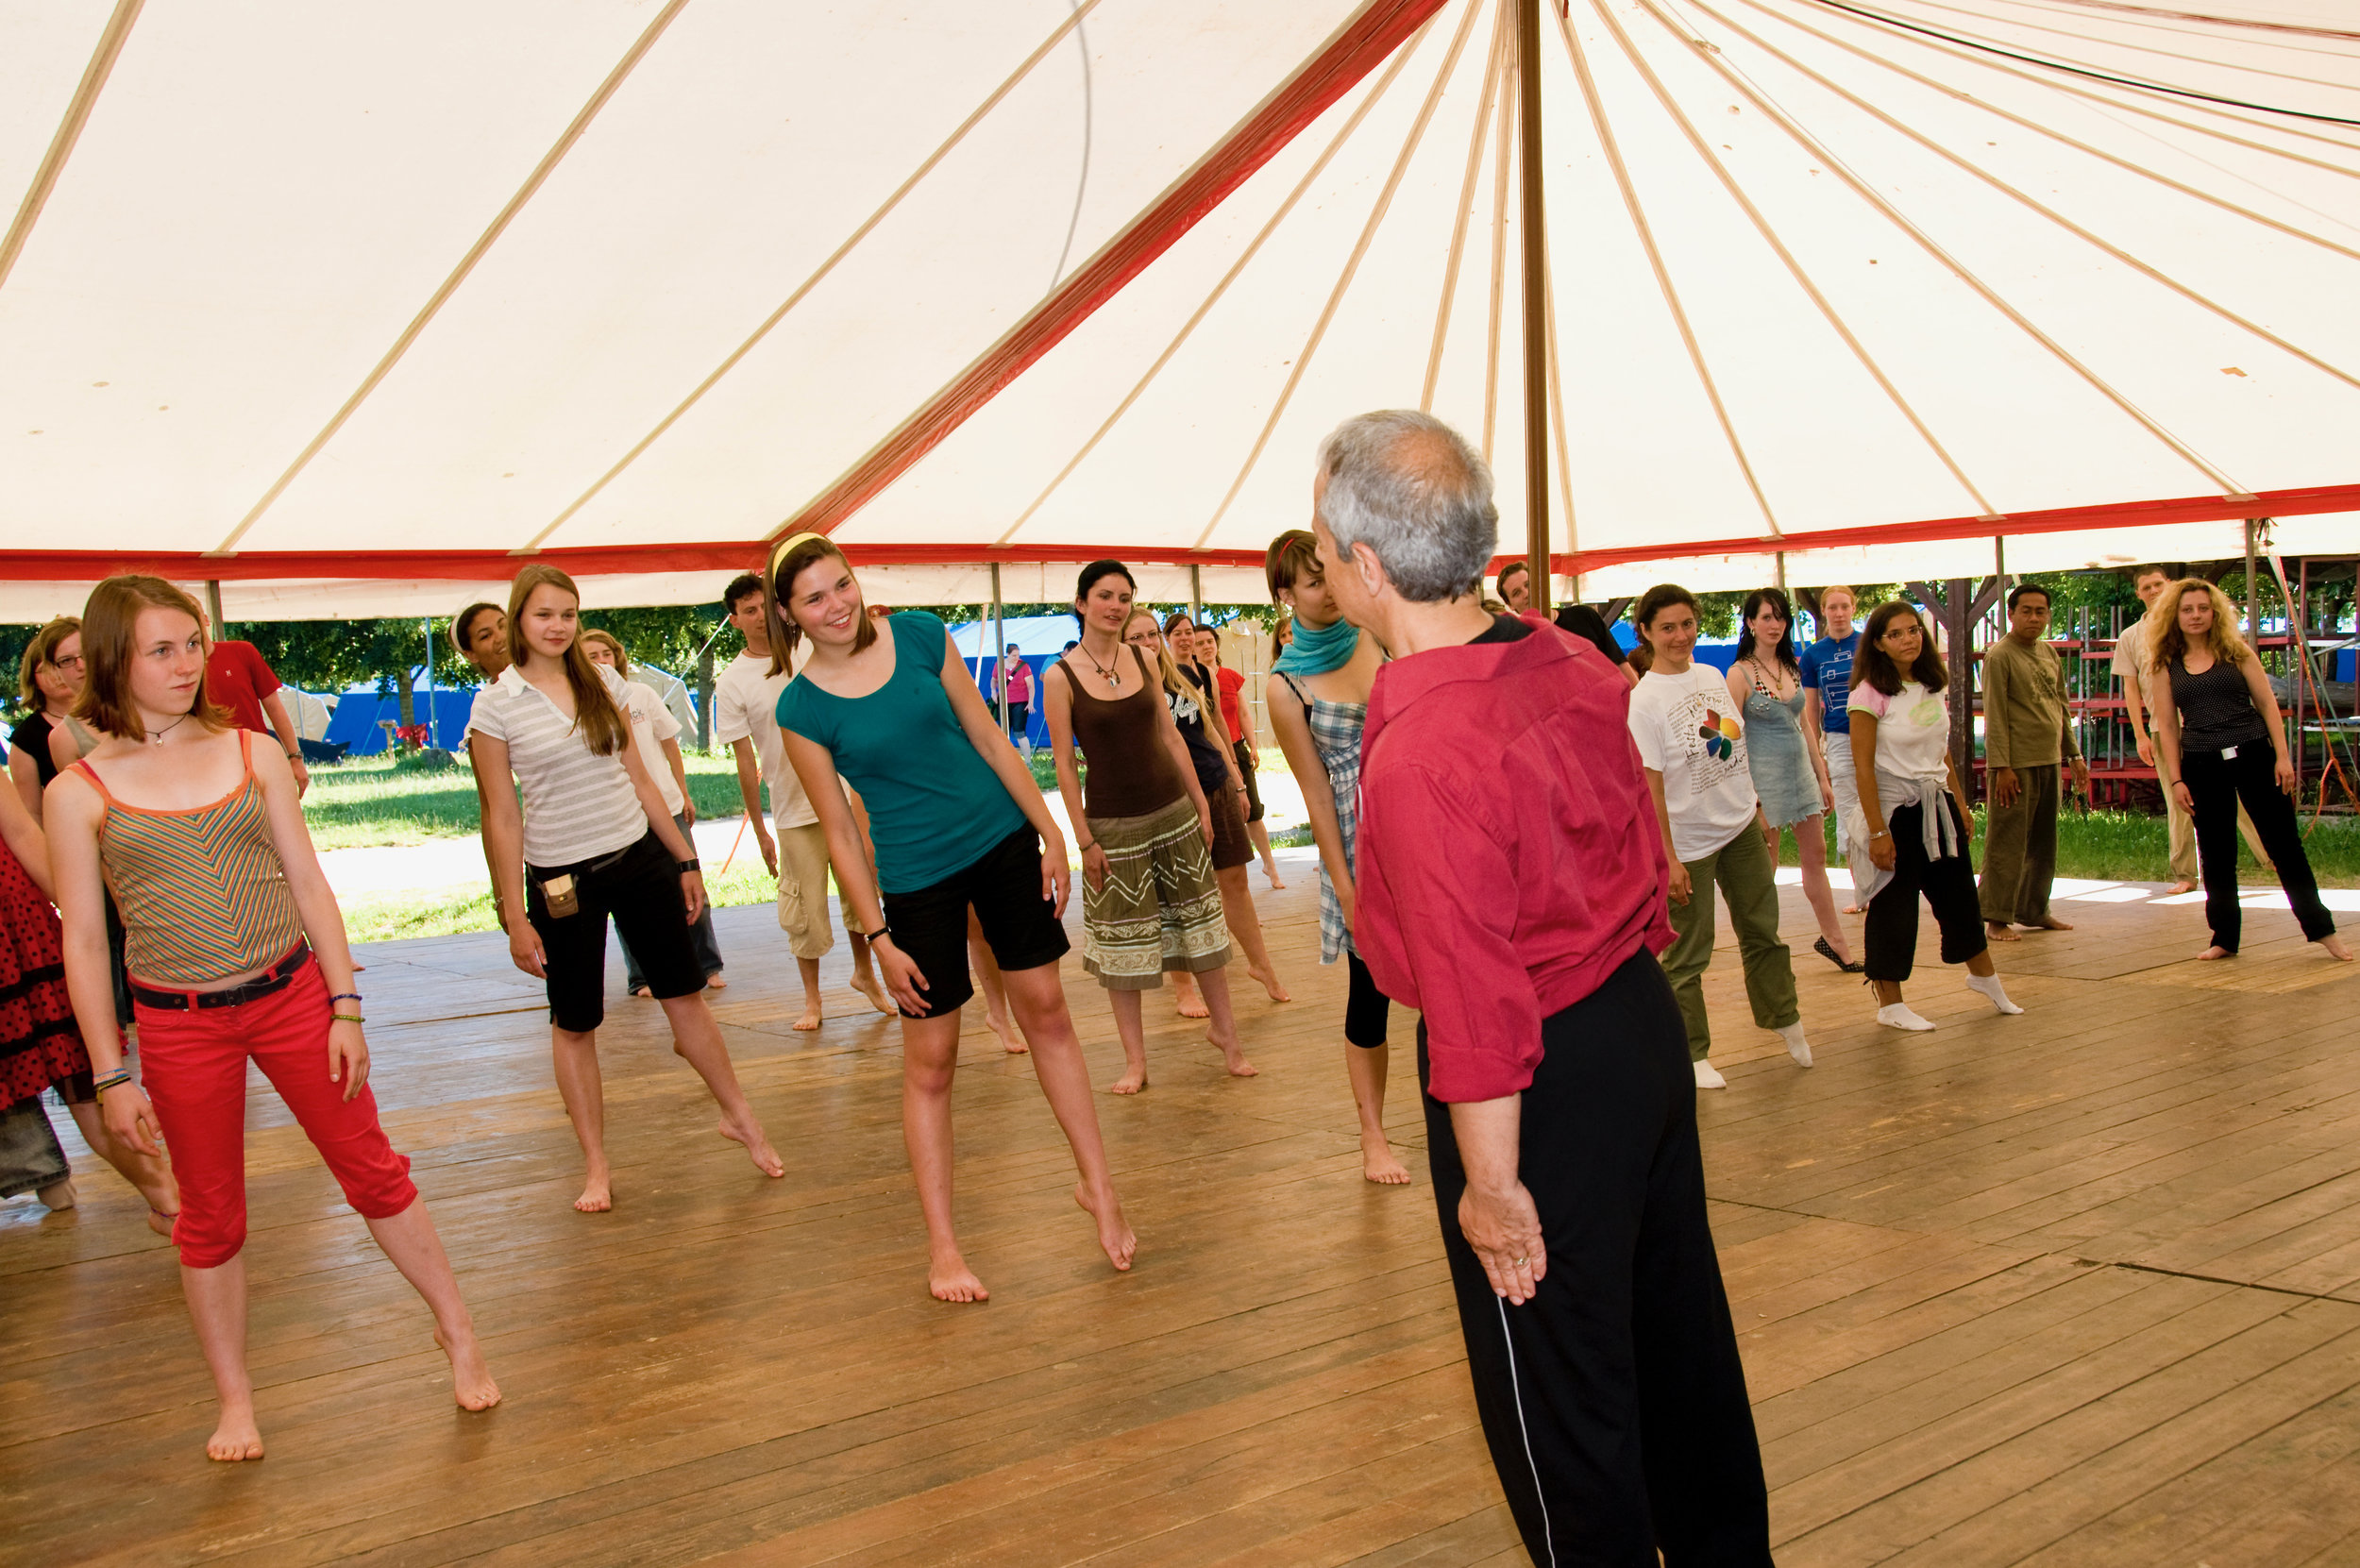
<box><xmin>1002</xmin><ymin>658</ymin><xmax>1033</xmax><ymax>705</ymax></box>
<box><xmin>205</xmin><ymin>640</ymin><xmax>282</xmax><ymax>735</ymax></box>
<box><xmin>1215</xmin><ymin>666</ymin><xmax>1246</xmax><ymax>742</ymax></box>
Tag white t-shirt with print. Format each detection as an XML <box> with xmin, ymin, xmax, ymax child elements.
<box><xmin>1627</xmin><ymin>662</ymin><xmax>1760</xmax><ymax>863</ymax></box>
<box><xmin>619</xmin><ymin>679</ymin><xmax>684</xmax><ymax>818</ymax></box>
<box><xmin>711</xmin><ymin>649</ymin><xmax>816</xmax><ymax>829</ymax></box>
<box><xmin>1847</xmin><ymin>680</ymin><xmax>1951</xmax><ymax>781</ymax></box>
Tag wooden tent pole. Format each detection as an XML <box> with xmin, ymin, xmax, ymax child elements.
<box><xmin>1518</xmin><ymin>0</ymin><xmax>1551</xmax><ymax>615</ymax></box>
<box><xmin>990</xmin><ymin>561</ymin><xmax>1007</xmax><ymax>742</ymax></box>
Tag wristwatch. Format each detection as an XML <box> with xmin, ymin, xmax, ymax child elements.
<box><xmin>676</xmin><ymin>856</ymin><xmax>700</xmax><ymax>873</ymax></box>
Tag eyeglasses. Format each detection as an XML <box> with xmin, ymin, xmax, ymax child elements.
<box><xmin>47</xmin><ymin>654</ymin><xmax>84</xmax><ymax>671</ymax></box>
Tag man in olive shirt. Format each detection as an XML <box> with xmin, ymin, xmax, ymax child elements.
<box><xmin>1981</xmin><ymin>584</ymin><xmax>2090</xmax><ymax>939</ymax></box>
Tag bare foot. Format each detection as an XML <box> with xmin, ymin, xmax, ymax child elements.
<box><xmin>2318</xmin><ymin>935</ymin><xmax>2352</xmax><ymax>962</ymax></box>
<box><xmin>929</xmin><ymin>1253</ymin><xmax>989</xmax><ymax>1304</ymax></box>
<box><xmin>1110</xmin><ymin>1067</ymin><xmax>1148</xmax><ymax>1095</ymax></box>
<box><xmin>1262</xmin><ymin>866</ymin><xmax>1288</xmax><ymax>889</ymax></box>
<box><xmin>1212</xmin><ymin>1034</ymin><xmax>1258</xmax><ymax>1078</ymax></box>
<box><xmin>1844</xmin><ymin>903</ymin><xmax>1866</xmax><ymax>916</ymax></box>
<box><xmin>1074</xmin><ymin>1181</ymin><xmax>1137</xmax><ymax>1272</ymax></box>
<box><xmin>631</xmin><ymin>986</ymin><xmax>652</xmax><ymax>999</ymax></box>
<box><xmin>1247</xmin><ymin>964</ymin><xmax>1291</xmax><ymax>1003</ymax></box>
<box><xmin>1986</xmin><ymin>922</ymin><xmax>2021</xmax><ymax>942</ymax></box>
<box><xmin>718</xmin><ymin>1118</ymin><xmax>786</xmax><ymax>1179</ymax></box>
<box><xmin>147</xmin><ymin>1207</ymin><xmax>178</xmax><ymax>1239</ymax></box>
<box><xmin>705</xmin><ymin>971</ymin><xmax>728</xmax><ymax>990</ymax></box>
<box><xmin>574</xmin><ymin>1173</ymin><xmax>614</xmax><ymax>1213</ymax></box>
<box><xmin>207</xmin><ymin>1408</ymin><xmax>264</xmax><ymax>1462</ymax></box>
<box><xmin>2196</xmin><ymin>945</ymin><xmax>2232</xmax><ymax>961</ymax></box>
<box><xmin>851</xmin><ymin>970</ymin><xmax>896</xmax><ymax>1016</ymax></box>
<box><xmin>2165</xmin><ymin>879</ymin><xmax>2196</xmax><ymax>895</ymax></box>
<box><xmin>2027</xmin><ymin>917</ymin><xmax>2074</xmax><ymax>932</ymax></box>
<box><xmin>790</xmin><ymin>1006</ymin><xmax>822</xmax><ymax>1032</ymax></box>
<box><xmin>986</xmin><ymin>1014</ymin><xmax>1028</xmax><ymax>1054</ymax></box>
<box><xmin>434</xmin><ymin>1327</ymin><xmax>502</xmax><ymax>1411</ymax></box>
<box><xmin>1174</xmin><ymin>982</ymin><xmax>1209</xmax><ymax>1020</ymax></box>
<box><xmin>1361</xmin><ymin>1133</ymin><xmax>1411</xmax><ymax>1186</ymax></box>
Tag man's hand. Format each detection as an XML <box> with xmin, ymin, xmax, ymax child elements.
<box><xmin>756</xmin><ymin>821</ymin><xmax>779</xmax><ymax>878</ymax></box>
<box><xmin>2069</xmin><ymin>756</ymin><xmax>2090</xmax><ymax>798</ymax></box>
<box><xmin>289</xmin><ymin>754</ymin><xmax>312</xmax><ymax>797</ymax></box>
<box><xmin>1666</xmin><ymin>859</ymin><xmax>1693</xmax><ymax>906</ymax></box>
<box><xmin>2134</xmin><ymin>732</ymin><xmax>2155</xmax><ymax>767</ymax></box>
<box><xmin>1458</xmin><ymin>1181</ymin><xmax>1547</xmax><ymax>1306</ymax></box>
<box><xmin>1991</xmin><ymin>767</ymin><xmax>2020</xmax><ymax>809</ymax></box>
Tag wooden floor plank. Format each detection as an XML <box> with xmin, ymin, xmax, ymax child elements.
<box><xmin>8</xmin><ymin>869</ymin><xmax>2359</xmax><ymax>1566</ymax></box>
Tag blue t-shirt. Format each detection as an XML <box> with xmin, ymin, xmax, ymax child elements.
<box><xmin>776</xmin><ymin>612</ymin><xmax>1029</xmax><ymax>894</ymax></box>
<box><xmin>1798</xmin><ymin>632</ymin><xmax>1860</xmax><ymax>734</ymax></box>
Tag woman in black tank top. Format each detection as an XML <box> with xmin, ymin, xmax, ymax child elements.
<box><xmin>2146</xmin><ymin>579</ymin><xmax>2346</xmax><ymax>964</ymax></box>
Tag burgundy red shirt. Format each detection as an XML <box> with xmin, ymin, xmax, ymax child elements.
<box><xmin>205</xmin><ymin>639</ymin><xmax>282</xmax><ymax>736</ymax></box>
<box><xmin>1354</xmin><ymin>615</ymin><xmax>1673</xmax><ymax>1103</ymax></box>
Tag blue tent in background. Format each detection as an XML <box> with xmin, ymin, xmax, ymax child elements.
<box><xmin>948</xmin><ymin>615</ymin><xmax>1075</xmax><ymax>749</ymax></box>
<box><xmin>321</xmin><ymin>684</ymin><xmax>481</xmax><ymax>755</ymax></box>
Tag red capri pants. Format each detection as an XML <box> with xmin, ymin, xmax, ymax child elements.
<box><xmin>135</xmin><ymin>957</ymin><xmax>416</xmax><ymax>1269</ymax></box>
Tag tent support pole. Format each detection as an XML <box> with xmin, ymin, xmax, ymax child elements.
<box><xmin>1518</xmin><ymin>0</ymin><xmax>1551</xmax><ymax>617</ymax></box>
<box><xmin>205</xmin><ymin>580</ymin><xmax>225</xmax><ymax>634</ymax></box>
<box><xmin>2244</xmin><ymin>517</ymin><xmax>2259</xmax><ymax>640</ymax></box>
<box><xmin>990</xmin><ymin>561</ymin><xmax>1007</xmax><ymax>742</ymax></box>
<box><xmin>1189</xmin><ymin>563</ymin><xmax>1203</xmax><ymax>627</ymax></box>
<box><xmin>1774</xmin><ymin>551</ymin><xmax>1786</xmax><ymax>593</ymax></box>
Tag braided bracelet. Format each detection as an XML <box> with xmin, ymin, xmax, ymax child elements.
<box><xmin>329</xmin><ymin>992</ymin><xmax>362</xmax><ymax>1003</ymax></box>
<box><xmin>331</xmin><ymin>1013</ymin><xmax>364</xmax><ymax>1024</ymax></box>
<box><xmin>91</xmin><ymin>1070</ymin><xmax>133</xmax><ymax>1095</ymax></box>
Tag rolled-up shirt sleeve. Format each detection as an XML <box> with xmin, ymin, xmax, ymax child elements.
<box><xmin>1358</xmin><ymin>763</ymin><xmax>1541</xmax><ymax>1103</ymax></box>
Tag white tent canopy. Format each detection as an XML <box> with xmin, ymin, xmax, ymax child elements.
<box><xmin>4</xmin><ymin>0</ymin><xmax>2354</xmax><ymax>621</ymax></box>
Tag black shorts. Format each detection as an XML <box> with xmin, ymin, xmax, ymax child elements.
<box><xmin>526</xmin><ymin>831</ymin><xmax>703</xmax><ymax>1033</ymax></box>
<box><xmin>882</xmin><ymin>824</ymin><xmax>1070</xmax><ymax>1020</ymax></box>
<box><xmin>1346</xmin><ymin>951</ymin><xmax>1392</xmax><ymax>1047</ymax></box>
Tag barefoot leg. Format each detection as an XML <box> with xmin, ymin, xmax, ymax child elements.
<box><xmin>657</xmin><ymin>994</ymin><xmax>784</xmax><ymax>1179</ymax></box>
<box><xmin>63</xmin><ymin>1095</ymin><xmax>179</xmax><ymax>1223</ymax></box>
<box><xmin>968</xmin><ymin>910</ymin><xmax>1024</xmax><ymax>1053</ymax></box>
<box><xmin>900</xmin><ymin>1015</ymin><xmax>987</xmax><ymax>1301</ymax></box>
<box><xmin>1003</xmin><ymin>966</ymin><xmax>1136</xmax><ymax>1272</ymax></box>
<box><xmin>1986</xmin><ymin>920</ymin><xmax>2020</xmax><ymax>942</ymax></box>
<box><xmin>1215</xmin><ymin>864</ymin><xmax>1290</xmax><ymax>1002</ymax></box>
<box><xmin>1194</xmin><ymin>967</ymin><xmax>1256</xmax><ymax>1078</ymax></box>
<box><xmin>792</xmin><ymin>956</ymin><xmax>824</xmax><ymax>1032</ymax></box>
<box><xmin>1345</xmin><ymin>1042</ymin><xmax>1410</xmax><ymax>1184</ymax></box>
<box><xmin>1106</xmin><ymin>988</ymin><xmax>1149</xmax><ymax>1094</ymax></box>
<box><xmin>849</xmin><ymin>932</ymin><xmax>895</xmax><ymax>1016</ymax></box>
<box><xmin>1795</xmin><ymin>817</ymin><xmax>1855</xmax><ymax>967</ymax></box>
<box><xmin>1172</xmin><ymin>970</ymin><xmax>1208</xmax><ymax>1020</ymax></box>
<box><xmin>549</xmin><ymin>1027</ymin><xmax>613</xmax><ymax>1211</ymax></box>
<box><xmin>362</xmin><ymin>1198</ymin><xmax>500</xmax><ymax>1410</ymax></box>
<box><xmin>181</xmin><ymin>1256</ymin><xmax>264</xmax><ymax>1460</ymax></box>
<box><xmin>1247</xmin><ymin>819</ymin><xmax>1286</xmax><ymax>887</ymax></box>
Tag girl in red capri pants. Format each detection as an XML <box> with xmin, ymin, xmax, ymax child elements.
<box><xmin>48</xmin><ymin>575</ymin><xmax>498</xmax><ymax>1462</ymax></box>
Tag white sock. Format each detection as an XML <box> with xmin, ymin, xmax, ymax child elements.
<box><xmin>1776</xmin><ymin>1021</ymin><xmax>1812</xmax><ymax>1068</ymax></box>
<box><xmin>1877</xmin><ymin>1002</ymin><xmax>1936</xmax><ymax>1032</ymax></box>
<box><xmin>1965</xmin><ymin>972</ymin><xmax>2023</xmax><ymax>1015</ymax></box>
<box><xmin>1693</xmin><ymin>1057</ymin><xmax>1727</xmax><ymax>1089</ymax></box>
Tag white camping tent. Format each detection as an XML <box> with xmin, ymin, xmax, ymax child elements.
<box><xmin>3</xmin><ymin>0</ymin><xmax>2354</xmax><ymax>618</ymax></box>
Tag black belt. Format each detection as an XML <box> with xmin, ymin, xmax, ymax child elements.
<box><xmin>129</xmin><ymin>943</ymin><xmax>312</xmax><ymax>1012</ymax></box>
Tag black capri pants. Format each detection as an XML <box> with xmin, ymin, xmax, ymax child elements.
<box><xmin>1863</xmin><ymin>798</ymin><xmax>1987</xmax><ymax>983</ymax></box>
<box><xmin>1345</xmin><ymin>951</ymin><xmax>1391</xmax><ymax>1047</ymax></box>
<box><xmin>881</xmin><ymin>824</ymin><xmax>1070</xmax><ymax>1020</ymax></box>
<box><xmin>527</xmin><ymin>831</ymin><xmax>705</xmax><ymax>1032</ymax></box>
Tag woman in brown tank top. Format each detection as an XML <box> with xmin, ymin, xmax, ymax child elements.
<box><xmin>1044</xmin><ymin>562</ymin><xmax>1254</xmax><ymax>1093</ymax></box>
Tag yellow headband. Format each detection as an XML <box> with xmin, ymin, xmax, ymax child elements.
<box><xmin>767</xmin><ymin>531</ymin><xmax>832</xmax><ymax>584</ymax></box>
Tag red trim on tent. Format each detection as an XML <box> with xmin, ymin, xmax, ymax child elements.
<box><xmin>2</xmin><ymin>484</ymin><xmax>2351</xmax><ymax>584</ymax></box>
<box><xmin>774</xmin><ymin>0</ymin><xmax>1456</xmax><ymax>544</ymax></box>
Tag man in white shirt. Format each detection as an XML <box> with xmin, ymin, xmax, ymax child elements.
<box><xmin>2112</xmin><ymin>565</ymin><xmax>2270</xmax><ymax>892</ymax></box>
<box><xmin>710</xmin><ymin>573</ymin><xmax>892</xmax><ymax>1028</ymax></box>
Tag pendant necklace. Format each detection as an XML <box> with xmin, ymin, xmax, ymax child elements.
<box><xmin>144</xmin><ymin>713</ymin><xmax>190</xmax><ymax>744</ymax></box>
<box><xmin>1081</xmin><ymin>640</ymin><xmax>1124</xmax><ymax>690</ymax></box>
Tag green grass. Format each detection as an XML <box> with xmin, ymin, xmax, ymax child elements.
<box><xmin>1775</xmin><ymin>806</ymin><xmax>2360</xmax><ymax>887</ymax></box>
<box><xmin>341</xmin><ymin>853</ymin><xmax>795</xmax><ymax>945</ymax></box>
<box><xmin>304</xmin><ymin>750</ymin><xmax>760</xmax><ymax>851</ymax></box>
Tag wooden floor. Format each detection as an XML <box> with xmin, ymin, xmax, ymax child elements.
<box><xmin>8</xmin><ymin>851</ymin><xmax>2360</xmax><ymax>1567</ymax></box>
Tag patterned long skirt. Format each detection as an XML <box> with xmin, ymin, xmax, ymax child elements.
<box><xmin>1080</xmin><ymin>796</ymin><xmax>1232</xmax><ymax>990</ymax></box>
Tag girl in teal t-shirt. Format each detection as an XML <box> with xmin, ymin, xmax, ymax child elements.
<box><xmin>768</xmin><ymin>534</ymin><xmax>1135</xmax><ymax>1304</ymax></box>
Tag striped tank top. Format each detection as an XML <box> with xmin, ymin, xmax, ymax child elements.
<box><xmin>76</xmin><ymin>730</ymin><xmax>305</xmax><ymax>985</ymax></box>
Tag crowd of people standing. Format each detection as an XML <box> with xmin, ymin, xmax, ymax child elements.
<box><xmin>1</xmin><ymin>412</ymin><xmax>2348</xmax><ymax>1564</ymax></box>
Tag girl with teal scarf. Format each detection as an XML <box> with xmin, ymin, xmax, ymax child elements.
<box><xmin>1260</xmin><ymin>529</ymin><xmax>1410</xmax><ymax>1187</ymax></box>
